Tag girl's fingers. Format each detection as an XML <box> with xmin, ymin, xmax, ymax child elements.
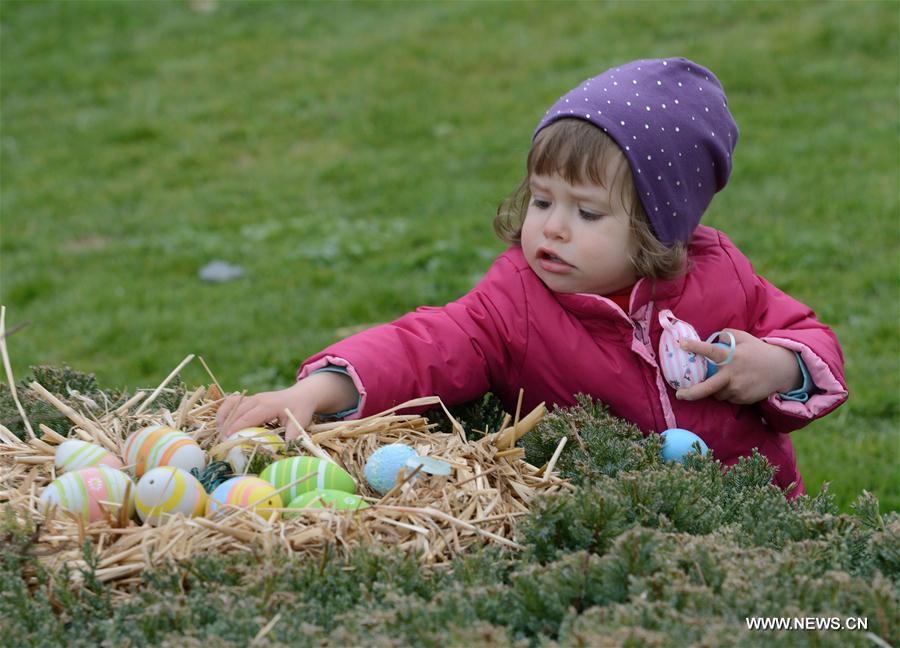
<box><xmin>284</xmin><ymin>420</ymin><xmax>300</xmax><ymax>441</ymax></box>
<box><xmin>676</xmin><ymin>370</ymin><xmax>729</xmax><ymax>401</ymax></box>
<box><xmin>280</xmin><ymin>408</ymin><xmax>311</xmax><ymax>441</ymax></box>
<box><xmin>216</xmin><ymin>394</ymin><xmax>242</xmax><ymax>435</ymax></box>
<box><xmin>679</xmin><ymin>338</ymin><xmax>732</xmax><ymax>363</ymax></box>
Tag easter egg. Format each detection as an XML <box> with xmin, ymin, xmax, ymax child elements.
<box><xmin>284</xmin><ymin>489</ymin><xmax>369</xmax><ymax>516</ymax></box>
<box><xmin>206</xmin><ymin>476</ymin><xmax>283</xmax><ymax>520</ymax></box>
<box><xmin>660</xmin><ymin>428</ymin><xmax>709</xmax><ymax>464</ymax></box>
<box><xmin>40</xmin><ymin>466</ymin><xmax>135</xmax><ymax>523</ymax></box>
<box><xmin>220</xmin><ymin>427</ymin><xmax>285</xmax><ymax>473</ymax></box>
<box><xmin>55</xmin><ymin>439</ymin><xmax>124</xmax><ymax>472</ymax></box>
<box><xmin>135</xmin><ymin>466</ymin><xmax>207</xmax><ymax>525</ymax></box>
<box><xmin>123</xmin><ymin>425</ymin><xmax>206</xmax><ymax>477</ymax></box>
<box><xmin>658</xmin><ymin>309</ymin><xmax>707</xmax><ymax>390</ymax></box>
<box><xmin>364</xmin><ymin>443</ymin><xmax>418</xmax><ymax>495</ymax></box>
<box><xmin>260</xmin><ymin>456</ymin><xmax>356</xmax><ymax>503</ymax></box>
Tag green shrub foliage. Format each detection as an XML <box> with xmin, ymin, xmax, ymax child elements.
<box><xmin>1</xmin><ymin>375</ymin><xmax>897</xmax><ymax>646</ymax></box>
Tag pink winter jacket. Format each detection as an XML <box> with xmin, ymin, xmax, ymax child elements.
<box><xmin>299</xmin><ymin>226</ymin><xmax>848</xmax><ymax>498</ymax></box>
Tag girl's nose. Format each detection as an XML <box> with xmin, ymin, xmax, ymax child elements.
<box><xmin>542</xmin><ymin>206</ymin><xmax>569</xmax><ymax>241</ymax></box>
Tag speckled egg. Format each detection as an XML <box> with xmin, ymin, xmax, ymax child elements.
<box><xmin>364</xmin><ymin>443</ymin><xmax>418</xmax><ymax>495</ymax></box>
<box><xmin>54</xmin><ymin>439</ymin><xmax>124</xmax><ymax>472</ymax></box>
<box><xmin>123</xmin><ymin>425</ymin><xmax>206</xmax><ymax>477</ymax></box>
<box><xmin>260</xmin><ymin>456</ymin><xmax>356</xmax><ymax>504</ymax></box>
<box><xmin>40</xmin><ymin>466</ymin><xmax>135</xmax><ymax>523</ymax></box>
<box><xmin>206</xmin><ymin>476</ymin><xmax>283</xmax><ymax>520</ymax></box>
<box><xmin>135</xmin><ymin>466</ymin><xmax>207</xmax><ymax>525</ymax></box>
<box><xmin>284</xmin><ymin>489</ymin><xmax>370</xmax><ymax>517</ymax></box>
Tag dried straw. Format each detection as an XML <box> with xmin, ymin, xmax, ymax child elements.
<box><xmin>0</xmin><ymin>355</ymin><xmax>570</xmax><ymax>596</ymax></box>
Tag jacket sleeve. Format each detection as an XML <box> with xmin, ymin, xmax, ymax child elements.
<box><xmin>723</xmin><ymin>235</ymin><xmax>849</xmax><ymax>433</ymax></box>
<box><xmin>296</xmin><ymin>253</ymin><xmax>529</xmax><ymax>418</ymax></box>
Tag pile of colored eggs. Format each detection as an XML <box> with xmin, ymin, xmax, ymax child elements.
<box><xmin>41</xmin><ymin>425</ymin><xmax>465</xmax><ymax>525</ymax></box>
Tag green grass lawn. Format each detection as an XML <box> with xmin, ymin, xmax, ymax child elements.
<box><xmin>2</xmin><ymin>0</ymin><xmax>897</xmax><ymax>512</ymax></box>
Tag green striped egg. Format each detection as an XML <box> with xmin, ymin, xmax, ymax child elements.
<box><xmin>284</xmin><ymin>489</ymin><xmax>369</xmax><ymax>517</ymax></box>
<box><xmin>260</xmin><ymin>456</ymin><xmax>356</xmax><ymax>503</ymax></box>
<box><xmin>40</xmin><ymin>466</ymin><xmax>135</xmax><ymax>523</ymax></box>
<box><xmin>55</xmin><ymin>439</ymin><xmax>124</xmax><ymax>472</ymax></box>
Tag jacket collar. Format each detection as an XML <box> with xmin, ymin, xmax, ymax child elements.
<box><xmin>554</xmin><ymin>271</ymin><xmax>686</xmax><ymax>321</ymax></box>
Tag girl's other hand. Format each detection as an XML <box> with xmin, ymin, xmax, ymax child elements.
<box><xmin>675</xmin><ymin>329</ymin><xmax>802</xmax><ymax>405</ymax></box>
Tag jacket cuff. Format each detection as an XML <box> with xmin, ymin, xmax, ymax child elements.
<box><xmin>761</xmin><ymin>337</ymin><xmax>848</xmax><ymax>418</ymax></box>
<box><xmin>296</xmin><ymin>356</ymin><xmax>365</xmax><ymax>420</ymax></box>
<box><xmin>777</xmin><ymin>352</ymin><xmax>814</xmax><ymax>403</ymax></box>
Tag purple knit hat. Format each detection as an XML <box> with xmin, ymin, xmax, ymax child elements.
<box><xmin>533</xmin><ymin>57</ymin><xmax>739</xmax><ymax>246</ymax></box>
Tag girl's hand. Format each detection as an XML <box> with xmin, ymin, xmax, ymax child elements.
<box><xmin>215</xmin><ymin>371</ymin><xmax>358</xmax><ymax>441</ymax></box>
<box><xmin>675</xmin><ymin>329</ymin><xmax>802</xmax><ymax>405</ymax></box>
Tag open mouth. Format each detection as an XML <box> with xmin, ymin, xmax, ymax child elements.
<box><xmin>538</xmin><ymin>248</ymin><xmax>570</xmax><ymax>266</ymax></box>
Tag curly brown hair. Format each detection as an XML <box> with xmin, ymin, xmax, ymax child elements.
<box><xmin>494</xmin><ymin>119</ymin><xmax>688</xmax><ymax>280</ymax></box>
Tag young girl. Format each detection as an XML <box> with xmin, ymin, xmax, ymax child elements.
<box><xmin>217</xmin><ymin>57</ymin><xmax>848</xmax><ymax>499</ymax></box>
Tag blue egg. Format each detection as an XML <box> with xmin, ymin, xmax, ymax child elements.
<box><xmin>364</xmin><ymin>443</ymin><xmax>419</xmax><ymax>495</ymax></box>
<box><xmin>660</xmin><ymin>428</ymin><xmax>709</xmax><ymax>464</ymax></box>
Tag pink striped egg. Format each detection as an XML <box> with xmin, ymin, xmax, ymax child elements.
<box><xmin>39</xmin><ymin>466</ymin><xmax>135</xmax><ymax>523</ymax></box>
<box><xmin>658</xmin><ymin>309</ymin><xmax>707</xmax><ymax>390</ymax></box>
<box><xmin>206</xmin><ymin>476</ymin><xmax>283</xmax><ymax>521</ymax></box>
<box><xmin>55</xmin><ymin>439</ymin><xmax>124</xmax><ymax>472</ymax></box>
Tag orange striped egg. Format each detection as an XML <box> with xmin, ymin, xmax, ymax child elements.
<box><xmin>39</xmin><ymin>466</ymin><xmax>135</xmax><ymax>523</ymax></box>
<box><xmin>55</xmin><ymin>439</ymin><xmax>124</xmax><ymax>472</ymax></box>
<box><xmin>135</xmin><ymin>466</ymin><xmax>207</xmax><ymax>526</ymax></box>
<box><xmin>123</xmin><ymin>425</ymin><xmax>206</xmax><ymax>478</ymax></box>
<box><xmin>206</xmin><ymin>476</ymin><xmax>282</xmax><ymax>521</ymax></box>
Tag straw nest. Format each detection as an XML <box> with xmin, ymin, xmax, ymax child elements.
<box><xmin>0</xmin><ymin>351</ymin><xmax>573</xmax><ymax>598</ymax></box>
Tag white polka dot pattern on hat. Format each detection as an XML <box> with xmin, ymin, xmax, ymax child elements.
<box><xmin>533</xmin><ymin>57</ymin><xmax>739</xmax><ymax>246</ymax></box>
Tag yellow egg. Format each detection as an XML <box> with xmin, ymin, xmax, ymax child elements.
<box><xmin>206</xmin><ymin>476</ymin><xmax>283</xmax><ymax>521</ymax></box>
<box><xmin>135</xmin><ymin>466</ymin><xmax>207</xmax><ymax>526</ymax></box>
<box><xmin>216</xmin><ymin>427</ymin><xmax>285</xmax><ymax>473</ymax></box>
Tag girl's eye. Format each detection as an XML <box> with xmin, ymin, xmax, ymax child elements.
<box><xmin>579</xmin><ymin>209</ymin><xmax>604</xmax><ymax>221</ymax></box>
<box><xmin>531</xmin><ymin>198</ymin><xmax>551</xmax><ymax>209</ymax></box>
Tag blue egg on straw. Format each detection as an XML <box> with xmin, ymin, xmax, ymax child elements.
<box><xmin>364</xmin><ymin>443</ymin><xmax>418</xmax><ymax>495</ymax></box>
<box><xmin>660</xmin><ymin>428</ymin><xmax>709</xmax><ymax>464</ymax></box>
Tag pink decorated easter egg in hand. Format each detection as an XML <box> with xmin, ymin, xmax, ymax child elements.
<box><xmin>658</xmin><ymin>309</ymin><xmax>707</xmax><ymax>390</ymax></box>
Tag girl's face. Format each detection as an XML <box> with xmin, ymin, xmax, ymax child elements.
<box><xmin>521</xmin><ymin>165</ymin><xmax>638</xmax><ymax>296</ymax></box>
